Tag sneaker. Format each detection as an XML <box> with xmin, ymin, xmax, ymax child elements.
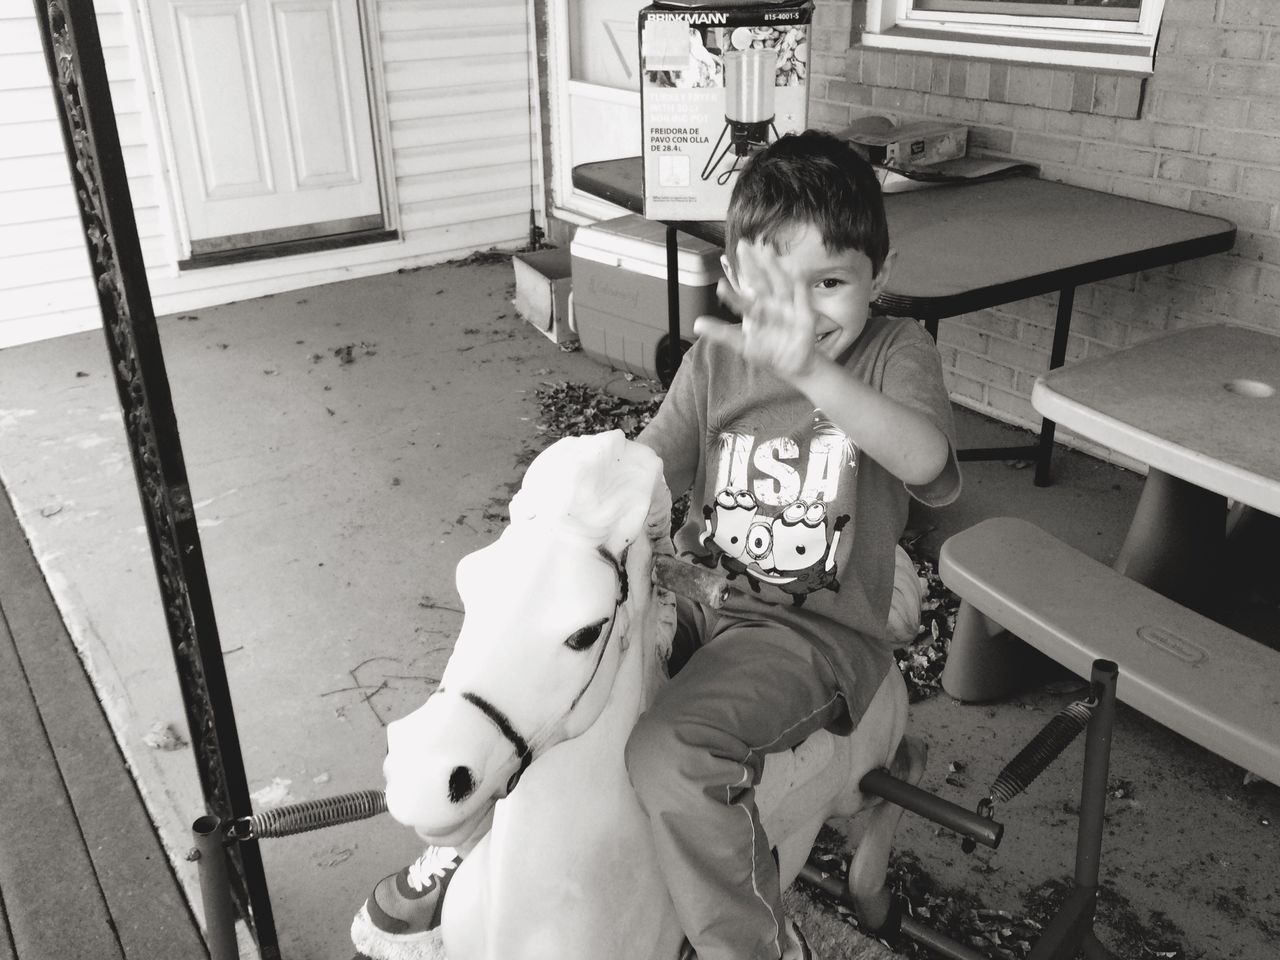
<box><xmin>364</xmin><ymin>845</ymin><xmax>461</xmax><ymax>936</ymax></box>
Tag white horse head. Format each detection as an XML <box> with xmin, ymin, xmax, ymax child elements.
<box><xmin>383</xmin><ymin>430</ymin><xmax>676</xmax><ymax>845</ymax></box>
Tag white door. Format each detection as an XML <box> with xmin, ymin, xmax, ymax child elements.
<box><xmin>549</xmin><ymin>0</ymin><xmax>645</xmax><ymax>219</ymax></box>
<box><xmin>149</xmin><ymin>0</ymin><xmax>383</xmax><ymax>254</ymax></box>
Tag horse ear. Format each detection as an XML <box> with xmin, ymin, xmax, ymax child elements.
<box><xmin>596</xmin><ymin>544</ymin><xmax>630</xmax><ymax>603</ymax></box>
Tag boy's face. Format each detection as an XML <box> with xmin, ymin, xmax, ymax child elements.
<box><xmin>724</xmin><ymin>222</ymin><xmax>892</xmax><ymax>362</ymax></box>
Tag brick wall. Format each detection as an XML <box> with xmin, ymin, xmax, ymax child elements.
<box><xmin>808</xmin><ymin>0</ymin><xmax>1280</xmax><ymax>440</ymax></box>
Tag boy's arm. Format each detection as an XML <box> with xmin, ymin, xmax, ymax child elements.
<box><xmin>636</xmin><ymin>341</ymin><xmax>706</xmax><ymax>499</ymax></box>
<box><xmin>789</xmin><ymin>358</ymin><xmax>950</xmax><ymax>486</ymax></box>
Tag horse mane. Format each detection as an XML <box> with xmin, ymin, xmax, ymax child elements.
<box><xmin>509</xmin><ymin>431</ymin><xmax>672</xmax><ymax>562</ymax></box>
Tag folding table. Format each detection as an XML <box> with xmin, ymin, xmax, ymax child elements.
<box><xmin>572</xmin><ymin>157</ymin><xmax>1236</xmax><ymax>485</ymax></box>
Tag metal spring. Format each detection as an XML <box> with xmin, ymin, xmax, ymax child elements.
<box><xmin>989</xmin><ymin>698</ymin><xmax>1095</xmax><ymax>805</ymax></box>
<box><xmin>234</xmin><ymin>789</ymin><xmax>388</xmax><ymax>840</ymax></box>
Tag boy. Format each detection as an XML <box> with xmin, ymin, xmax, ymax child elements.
<box><xmin>624</xmin><ymin>129</ymin><xmax>960</xmax><ymax>960</ymax></box>
<box><xmin>355</xmin><ymin>130</ymin><xmax>959</xmax><ymax>960</ymax></box>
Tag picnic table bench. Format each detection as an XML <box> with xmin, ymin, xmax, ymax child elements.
<box><xmin>939</xmin><ymin>516</ymin><xmax>1280</xmax><ymax>786</ymax></box>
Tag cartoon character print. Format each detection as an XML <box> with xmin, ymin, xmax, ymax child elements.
<box><xmin>697</xmin><ymin>421</ymin><xmax>855</xmax><ymax>606</ymax></box>
<box><xmin>702</xmin><ymin>492</ymin><xmax>849</xmax><ymax>604</ymax></box>
<box><xmin>767</xmin><ymin>499</ymin><xmax>849</xmax><ymax>606</ymax></box>
<box><xmin>698</xmin><ymin>489</ymin><xmax>760</xmax><ymax>584</ymax></box>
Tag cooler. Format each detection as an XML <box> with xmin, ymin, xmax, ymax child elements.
<box><xmin>570</xmin><ymin>214</ymin><xmax>728</xmax><ymax>381</ymax></box>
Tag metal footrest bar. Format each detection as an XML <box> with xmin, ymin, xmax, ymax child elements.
<box><xmin>860</xmin><ymin>768</ymin><xmax>1004</xmax><ymax>850</ymax></box>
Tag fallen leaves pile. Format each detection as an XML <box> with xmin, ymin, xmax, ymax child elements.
<box><xmin>534</xmin><ymin>380</ymin><xmax>664</xmax><ymax>441</ymax></box>
<box><xmin>449</xmin><ymin>248</ymin><xmax>515</xmax><ymax>268</ymax></box>
<box><xmin>896</xmin><ymin>533</ymin><xmax>961</xmax><ymax>703</ymax></box>
<box><xmin>806</xmin><ymin>836</ymin><xmax>1187</xmax><ymax>960</ymax></box>
<box><xmin>806</xmin><ymin>839</ymin><xmax>1044</xmax><ymax>960</ymax></box>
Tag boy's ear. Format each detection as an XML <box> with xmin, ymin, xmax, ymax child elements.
<box><xmin>720</xmin><ymin>253</ymin><xmax>737</xmax><ymax>288</ymax></box>
<box><xmin>871</xmin><ymin>248</ymin><xmax>897</xmax><ymax>300</ymax></box>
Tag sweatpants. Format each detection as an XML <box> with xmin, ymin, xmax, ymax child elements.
<box><xmin>624</xmin><ymin>611</ymin><xmax>847</xmax><ymax>960</ymax></box>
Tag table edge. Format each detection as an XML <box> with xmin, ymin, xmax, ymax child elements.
<box><xmin>1031</xmin><ymin>378</ymin><xmax>1280</xmax><ymax>515</ymax></box>
<box><xmin>571</xmin><ymin>161</ymin><xmax>1236</xmax><ymax>323</ymax></box>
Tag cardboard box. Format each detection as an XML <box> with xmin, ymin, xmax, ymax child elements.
<box><xmin>570</xmin><ymin>214</ymin><xmax>729</xmax><ymax>380</ymax></box>
<box><xmin>843</xmin><ymin>118</ymin><xmax>968</xmax><ymax>170</ymax></box>
<box><xmin>512</xmin><ymin>248</ymin><xmax>575</xmax><ymax>344</ymax></box>
<box><xmin>639</xmin><ymin>1</ymin><xmax>812</xmax><ymax>221</ymax></box>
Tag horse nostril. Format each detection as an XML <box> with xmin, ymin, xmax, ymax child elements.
<box><xmin>448</xmin><ymin>765</ymin><xmax>476</xmax><ymax>803</ymax></box>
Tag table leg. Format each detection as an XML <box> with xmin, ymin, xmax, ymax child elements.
<box><xmin>941</xmin><ymin>600</ymin><xmax>1058</xmax><ymax>702</ymax></box>
<box><xmin>1218</xmin><ymin>504</ymin><xmax>1280</xmax><ymax>638</ymax></box>
<box><xmin>1224</xmin><ymin>503</ymin><xmax>1280</xmax><ymax>567</ymax></box>
<box><xmin>1114</xmin><ymin>468</ymin><xmax>1227</xmax><ymax>615</ymax></box>
<box><xmin>1033</xmin><ymin>285</ymin><xmax>1076</xmax><ymax>488</ymax></box>
<box><xmin>941</xmin><ymin>286</ymin><xmax>1077</xmax><ymax>484</ymax></box>
<box><xmin>657</xmin><ymin>224</ymin><xmax>683</xmax><ymax>388</ymax></box>
<box><xmin>926</xmin><ymin>312</ymin><xmax>1046</xmax><ymax>469</ymax></box>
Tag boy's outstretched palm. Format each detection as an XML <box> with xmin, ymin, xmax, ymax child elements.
<box><xmin>694</xmin><ymin>240</ymin><xmax>820</xmax><ymax>382</ymax></box>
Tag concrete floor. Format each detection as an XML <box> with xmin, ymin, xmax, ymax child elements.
<box><xmin>0</xmin><ymin>258</ymin><xmax>1275</xmax><ymax>959</ymax></box>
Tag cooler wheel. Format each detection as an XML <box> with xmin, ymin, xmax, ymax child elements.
<box><xmin>656</xmin><ymin>335</ymin><xmax>693</xmax><ymax>387</ymax></box>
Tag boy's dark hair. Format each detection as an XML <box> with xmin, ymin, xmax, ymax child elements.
<box><xmin>725</xmin><ymin>130</ymin><xmax>890</xmax><ymax>276</ymax></box>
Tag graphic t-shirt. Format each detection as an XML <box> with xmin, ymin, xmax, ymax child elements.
<box><xmin>639</xmin><ymin>314</ymin><xmax>961</xmax><ymax>721</ymax></box>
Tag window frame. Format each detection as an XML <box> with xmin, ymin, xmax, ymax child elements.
<box><xmin>862</xmin><ymin>0</ymin><xmax>1167</xmax><ymax>75</ymax></box>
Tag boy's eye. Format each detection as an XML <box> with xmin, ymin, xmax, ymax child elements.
<box><xmin>816</xmin><ymin>278</ymin><xmax>843</xmax><ymax>290</ymax></box>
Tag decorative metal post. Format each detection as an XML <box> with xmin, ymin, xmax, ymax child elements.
<box><xmin>33</xmin><ymin>3</ymin><xmax>279</xmax><ymax>955</ymax></box>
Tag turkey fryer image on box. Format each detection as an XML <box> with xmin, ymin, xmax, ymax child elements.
<box><xmin>702</xmin><ymin>47</ymin><xmax>779</xmax><ymax>186</ymax></box>
<box><xmin>639</xmin><ymin>4</ymin><xmax>812</xmax><ymax>220</ymax></box>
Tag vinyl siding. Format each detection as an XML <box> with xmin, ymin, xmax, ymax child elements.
<box><xmin>0</xmin><ymin>0</ymin><xmax>538</xmax><ymax>348</ymax></box>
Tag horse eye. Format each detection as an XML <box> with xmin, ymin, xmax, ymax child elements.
<box><xmin>565</xmin><ymin>619</ymin><xmax>607</xmax><ymax>652</ymax></box>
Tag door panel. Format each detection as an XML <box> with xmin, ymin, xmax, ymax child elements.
<box><xmin>569</xmin><ymin>83</ymin><xmax>638</xmax><ymax>165</ymax></box>
<box><xmin>272</xmin><ymin>2</ymin><xmax>362</xmax><ymax>187</ymax></box>
<box><xmin>173</xmin><ymin>5</ymin><xmax>272</xmax><ymax>199</ymax></box>
<box><xmin>152</xmin><ymin>0</ymin><xmax>382</xmax><ymax>247</ymax></box>
<box><xmin>551</xmin><ymin>0</ymin><xmax>644</xmax><ymax>217</ymax></box>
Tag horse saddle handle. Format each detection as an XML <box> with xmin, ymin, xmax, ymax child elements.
<box><xmin>653</xmin><ymin>555</ymin><xmax>731</xmax><ymax>608</ymax></box>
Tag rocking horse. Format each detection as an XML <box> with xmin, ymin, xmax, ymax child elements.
<box><xmin>351</xmin><ymin>429</ymin><xmax>926</xmax><ymax>960</ymax></box>
<box><xmin>191</xmin><ymin>437</ymin><xmax>1122</xmax><ymax>960</ymax></box>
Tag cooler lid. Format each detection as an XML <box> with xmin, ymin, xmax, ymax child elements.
<box><xmin>571</xmin><ymin>214</ymin><xmax>724</xmax><ymax>287</ymax></box>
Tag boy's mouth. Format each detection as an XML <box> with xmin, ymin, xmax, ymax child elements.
<box><xmin>815</xmin><ymin>329</ymin><xmax>841</xmax><ymax>352</ymax></box>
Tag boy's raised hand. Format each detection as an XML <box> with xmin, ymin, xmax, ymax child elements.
<box><xmin>693</xmin><ymin>240</ymin><xmax>818</xmax><ymax>381</ymax></box>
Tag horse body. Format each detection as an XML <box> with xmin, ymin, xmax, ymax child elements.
<box><xmin>364</xmin><ymin>432</ymin><xmax>912</xmax><ymax>960</ymax></box>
